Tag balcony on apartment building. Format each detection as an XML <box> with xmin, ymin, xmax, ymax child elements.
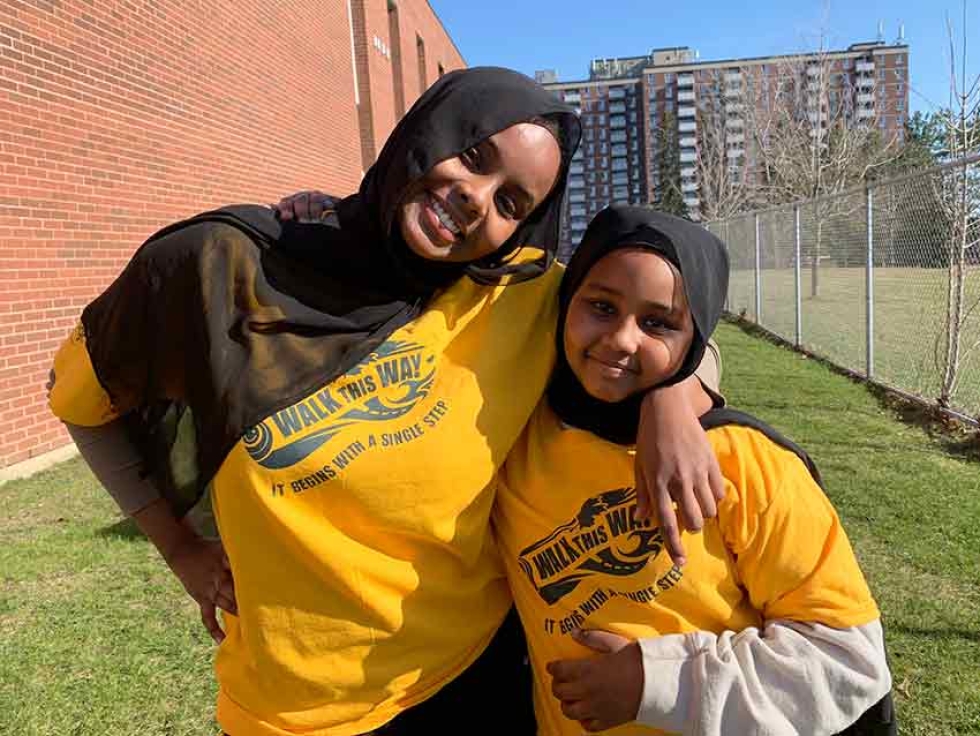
<box><xmin>725</xmin><ymin>116</ymin><xmax>744</xmax><ymax>129</ymax></box>
<box><xmin>679</xmin><ymin>151</ymin><xmax>697</xmax><ymax>163</ymax></box>
<box><xmin>678</xmin><ymin>120</ymin><xmax>697</xmax><ymax>133</ymax></box>
<box><xmin>724</xmin><ymin>70</ymin><xmax>742</xmax><ymax>83</ymax></box>
<box><xmin>678</xmin><ymin>73</ymin><xmax>695</xmax><ymax>87</ymax></box>
<box><xmin>856</xmin><ymin>106</ymin><xmax>875</xmax><ymax>119</ymax></box>
<box><xmin>726</xmin><ymin>147</ymin><xmax>745</xmax><ymax>160</ymax></box>
<box><xmin>563</xmin><ymin>92</ymin><xmax>581</xmax><ymax>104</ymax></box>
<box><xmin>677</xmin><ymin>90</ymin><xmax>696</xmax><ymax>103</ymax></box>
<box><xmin>681</xmin><ymin>180</ymin><xmax>699</xmax><ymax>193</ymax></box>
<box><xmin>678</xmin><ymin>105</ymin><xmax>697</xmax><ymax>118</ymax></box>
<box><xmin>723</xmin><ymin>84</ymin><xmax>742</xmax><ymax>98</ymax></box>
<box><xmin>856</xmin><ymin>75</ymin><xmax>875</xmax><ymax>89</ymax></box>
<box><xmin>725</xmin><ymin>102</ymin><xmax>743</xmax><ymax>114</ymax></box>
<box><xmin>680</xmin><ymin>166</ymin><xmax>697</xmax><ymax>178</ymax></box>
<box><xmin>609</xmin><ymin>101</ymin><xmax>626</xmax><ymax>114</ymax></box>
<box><xmin>806</xmin><ymin>64</ymin><xmax>822</xmax><ymax>77</ymax></box>
<box><xmin>856</xmin><ymin>92</ymin><xmax>875</xmax><ymax>105</ymax></box>
<box><xmin>727</xmin><ymin>132</ymin><xmax>745</xmax><ymax>144</ymax></box>
<box><xmin>608</xmin><ymin>87</ymin><xmax>627</xmax><ymax>100</ymax></box>
<box><xmin>856</xmin><ymin>60</ymin><xmax>875</xmax><ymax>73</ymax></box>
<box><xmin>610</xmin><ymin>115</ymin><xmax>627</xmax><ymax>128</ymax></box>
<box><xmin>679</xmin><ymin>136</ymin><xmax>697</xmax><ymax>148</ymax></box>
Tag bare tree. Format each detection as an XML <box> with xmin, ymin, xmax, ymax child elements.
<box><xmin>746</xmin><ymin>39</ymin><xmax>901</xmax><ymax>295</ymax></box>
<box><xmin>694</xmin><ymin>69</ymin><xmax>761</xmax><ymax>220</ymax></box>
<box><xmin>935</xmin><ymin>6</ymin><xmax>980</xmax><ymax>407</ymax></box>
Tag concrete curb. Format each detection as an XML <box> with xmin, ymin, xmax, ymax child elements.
<box><xmin>0</xmin><ymin>443</ymin><xmax>79</xmax><ymax>486</ymax></box>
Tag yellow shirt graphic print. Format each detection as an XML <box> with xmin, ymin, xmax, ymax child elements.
<box><xmin>243</xmin><ymin>339</ymin><xmax>441</xmax><ymax>484</ymax></box>
<box><xmin>518</xmin><ymin>487</ymin><xmax>680</xmax><ymax>628</ymax></box>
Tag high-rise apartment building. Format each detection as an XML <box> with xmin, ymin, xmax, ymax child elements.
<box><xmin>542</xmin><ymin>41</ymin><xmax>909</xmax><ymax>255</ymax></box>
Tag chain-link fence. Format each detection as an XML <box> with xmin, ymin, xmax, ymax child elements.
<box><xmin>707</xmin><ymin>154</ymin><xmax>980</xmax><ymax>422</ymax></box>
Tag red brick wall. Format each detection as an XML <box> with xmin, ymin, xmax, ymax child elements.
<box><xmin>356</xmin><ymin>0</ymin><xmax>465</xmax><ymax>165</ymax></box>
<box><xmin>0</xmin><ymin>0</ymin><xmax>462</xmax><ymax>469</ymax></box>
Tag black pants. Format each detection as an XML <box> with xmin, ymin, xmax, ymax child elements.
<box><xmin>374</xmin><ymin>607</ymin><xmax>535</xmax><ymax>735</ymax></box>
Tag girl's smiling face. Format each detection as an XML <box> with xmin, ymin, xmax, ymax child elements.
<box><xmin>563</xmin><ymin>247</ymin><xmax>695</xmax><ymax>403</ymax></box>
<box><xmin>397</xmin><ymin>122</ymin><xmax>562</xmax><ymax>263</ymax></box>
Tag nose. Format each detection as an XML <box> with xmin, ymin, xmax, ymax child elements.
<box><xmin>604</xmin><ymin>317</ymin><xmax>641</xmax><ymax>354</ymax></box>
<box><xmin>455</xmin><ymin>175</ymin><xmax>495</xmax><ymax>224</ymax></box>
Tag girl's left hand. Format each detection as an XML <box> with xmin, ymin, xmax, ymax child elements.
<box><xmin>636</xmin><ymin>377</ymin><xmax>725</xmax><ymax>567</ymax></box>
<box><xmin>546</xmin><ymin>629</ymin><xmax>643</xmax><ymax>733</ymax></box>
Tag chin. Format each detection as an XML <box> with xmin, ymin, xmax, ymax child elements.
<box><xmin>581</xmin><ymin>380</ymin><xmax>630</xmax><ymax>404</ymax></box>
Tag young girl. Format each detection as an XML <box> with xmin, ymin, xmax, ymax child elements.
<box><xmin>494</xmin><ymin>206</ymin><xmax>895</xmax><ymax>735</ymax></box>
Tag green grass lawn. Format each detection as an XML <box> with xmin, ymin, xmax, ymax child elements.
<box><xmin>2</xmin><ymin>321</ymin><xmax>979</xmax><ymax>735</ymax></box>
<box><xmin>728</xmin><ymin>266</ymin><xmax>980</xmax><ymax>418</ymax></box>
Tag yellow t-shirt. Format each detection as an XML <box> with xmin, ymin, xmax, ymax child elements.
<box><xmin>494</xmin><ymin>404</ymin><xmax>879</xmax><ymax>736</ymax></box>
<box><xmin>50</xmin><ymin>268</ymin><xmax>562</xmax><ymax>735</ymax></box>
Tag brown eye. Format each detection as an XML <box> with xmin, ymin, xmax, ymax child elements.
<box><xmin>460</xmin><ymin>146</ymin><xmax>482</xmax><ymax>170</ymax></box>
<box><xmin>495</xmin><ymin>192</ymin><xmax>518</xmax><ymax>219</ymax></box>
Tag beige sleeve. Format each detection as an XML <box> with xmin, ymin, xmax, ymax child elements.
<box><xmin>694</xmin><ymin>338</ymin><xmax>723</xmax><ymax>397</ymax></box>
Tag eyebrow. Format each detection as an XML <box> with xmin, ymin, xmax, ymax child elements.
<box><xmin>483</xmin><ymin>137</ymin><xmax>536</xmax><ymax>213</ymax></box>
<box><xmin>585</xmin><ymin>283</ymin><xmax>677</xmax><ymax>314</ymax></box>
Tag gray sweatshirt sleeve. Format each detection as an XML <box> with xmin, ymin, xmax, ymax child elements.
<box><xmin>64</xmin><ymin>419</ymin><xmax>162</xmax><ymax>516</ymax></box>
<box><xmin>635</xmin><ymin>618</ymin><xmax>892</xmax><ymax>736</ymax></box>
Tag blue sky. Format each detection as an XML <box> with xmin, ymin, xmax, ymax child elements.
<box><xmin>430</xmin><ymin>0</ymin><xmax>980</xmax><ymax>115</ymax></box>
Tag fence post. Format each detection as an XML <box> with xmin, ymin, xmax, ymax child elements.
<box><xmin>724</xmin><ymin>220</ymin><xmax>731</xmax><ymax>313</ymax></box>
<box><xmin>865</xmin><ymin>184</ymin><xmax>875</xmax><ymax>379</ymax></box>
<box><xmin>754</xmin><ymin>213</ymin><xmax>762</xmax><ymax>325</ymax></box>
<box><xmin>794</xmin><ymin>204</ymin><xmax>802</xmax><ymax>347</ymax></box>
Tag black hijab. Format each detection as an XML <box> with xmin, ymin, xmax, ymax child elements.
<box><xmin>79</xmin><ymin>67</ymin><xmax>580</xmax><ymax>513</ymax></box>
<box><xmin>547</xmin><ymin>206</ymin><xmax>729</xmax><ymax>446</ymax></box>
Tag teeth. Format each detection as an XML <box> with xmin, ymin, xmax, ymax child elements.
<box><xmin>431</xmin><ymin>198</ymin><xmax>460</xmax><ymax>235</ymax></box>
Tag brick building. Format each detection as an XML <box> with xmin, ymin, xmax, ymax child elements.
<box><xmin>0</xmin><ymin>0</ymin><xmax>463</xmax><ymax>474</ymax></box>
<box><xmin>542</xmin><ymin>41</ymin><xmax>909</xmax><ymax>253</ymax></box>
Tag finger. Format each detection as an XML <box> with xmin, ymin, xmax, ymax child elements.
<box><xmin>275</xmin><ymin>196</ymin><xmax>295</xmax><ymax>221</ymax></box>
<box><xmin>214</xmin><ymin>580</ymin><xmax>237</xmax><ymax>615</ymax></box>
<box><xmin>560</xmin><ymin>698</ymin><xmax>591</xmax><ymax>722</ymax></box>
<box><xmin>693</xmin><ymin>478</ymin><xmax>718</xmax><ymax>522</ymax></box>
<box><xmin>674</xmin><ymin>479</ymin><xmax>704</xmax><ymax>533</ymax></box>
<box><xmin>656</xmin><ymin>488</ymin><xmax>687</xmax><ymax>567</ymax></box>
<box><xmin>572</xmin><ymin>628</ymin><xmax>631</xmax><ymax>654</ymax></box>
<box><xmin>552</xmin><ymin>678</ymin><xmax>587</xmax><ymax>702</ymax></box>
<box><xmin>547</xmin><ymin>658</ymin><xmax>587</xmax><ymax>683</ymax></box>
<box><xmin>200</xmin><ymin>600</ymin><xmax>225</xmax><ymax>644</ymax></box>
<box><xmin>634</xmin><ymin>459</ymin><xmax>651</xmax><ymax>521</ymax></box>
<box><xmin>309</xmin><ymin>198</ymin><xmax>326</xmax><ymax>222</ymax></box>
<box><xmin>295</xmin><ymin>192</ymin><xmax>313</xmax><ymax>221</ymax></box>
<box><xmin>708</xmin><ymin>460</ymin><xmax>727</xmax><ymax>503</ymax></box>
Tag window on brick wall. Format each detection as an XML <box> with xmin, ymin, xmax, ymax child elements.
<box><xmin>387</xmin><ymin>2</ymin><xmax>405</xmax><ymax>117</ymax></box>
<box><xmin>416</xmin><ymin>34</ymin><xmax>427</xmax><ymax>94</ymax></box>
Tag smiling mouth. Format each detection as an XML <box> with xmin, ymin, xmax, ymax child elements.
<box><xmin>426</xmin><ymin>193</ymin><xmax>462</xmax><ymax>239</ymax></box>
<box><xmin>586</xmin><ymin>352</ymin><xmax>637</xmax><ymax>375</ymax></box>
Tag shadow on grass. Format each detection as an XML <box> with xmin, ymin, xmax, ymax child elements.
<box><xmin>97</xmin><ymin>517</ymin><xmax>144</xmax><ymax>541</ymax></box>
<box><xmin>724</xmin><ymin>315</ymin><xmax>980</xmax><ymax>463</ymax></box>
<box><xmin>891</xmin><ymin>623</ymin><xmax>980</xmax><ymax>644</ymax></box>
